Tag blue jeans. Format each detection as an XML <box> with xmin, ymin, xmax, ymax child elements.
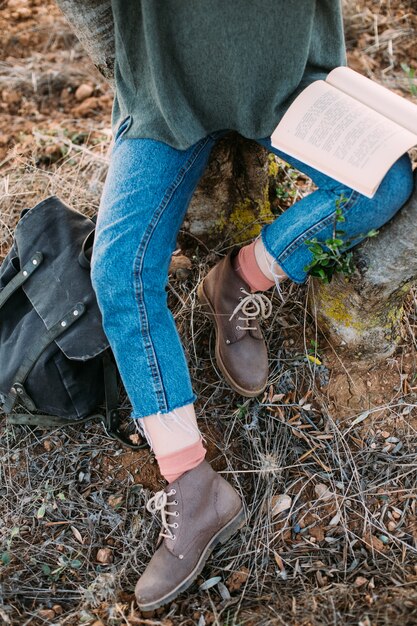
<box><xmin>90</xmin><ymin>121</ymin><xmax>414</xmax><ymax>419</ymax></box>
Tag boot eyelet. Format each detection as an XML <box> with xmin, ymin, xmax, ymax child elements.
<box><xmin>173</xmin><ymin>522</ymin><xmax>179</xmax><ymax>528</ymax></box>
<box><xmin>173</xmin><ymin>500</ymin><xmax>178</xmax><ymax>505</ymax></box>
<box><xmin>171</xmin><ymin>489</ymin><xmax>176</xmax><ymax>495</ymax></box>
<box><xmin>240</xmin><ymin>287</ymin><xmax>245</xmax><ymax>292</ymax></box>
<box><xmin>175</xmin><ymin>511</ymin><xmax>179</xmax><ymax>516</ymax></box>
<box><xmin>171</xmin><ymin>534</ymin><xmax>176</xmax><ymax>540</ymax></box>
<box><xmin>236</xmin><ymin>325</ymin><xmax>240</xmax><ymax>330</ymax></box>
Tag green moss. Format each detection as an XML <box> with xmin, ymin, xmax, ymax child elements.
<box><xmin>318</xmin><ymin>289</ymin><xmax>367</xmax><ymax>330</ymax></box>
<box><xmin>268</xmin><ymin>153</ymin><xmax>280</xmax><ymax>178</ymax></box>
<box><xmin>384</xmin><ymin>305</ymin><xmax>403</xmax><ymax>328</ymax></box>
<box><xmin>214</xmin><ymin>185</ymin><xmax>274</xmax><ymax>243</ymax></box>
<box><xmin>319</xmin><ymin>286</ymin><xmax>404</xmax><ymax>334</ymax></box>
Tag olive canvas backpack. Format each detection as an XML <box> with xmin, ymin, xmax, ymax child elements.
<box><xmin>0</xmin><ymin>195</ymin><xmax>145</xmax><ymax>449</ymax></box>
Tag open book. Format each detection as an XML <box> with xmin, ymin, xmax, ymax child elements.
<box><xmin>271</xmin><ymin>66</ymin><xmax>417</xmax><ymax>198</ymax></box>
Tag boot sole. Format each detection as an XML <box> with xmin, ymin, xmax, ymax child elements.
<box><xmin>197</xmin><ymin>279</ymin><xmax>267</xmax><ymax>398</ymax></box>
<box><xmin>136</xmin><ymin>506</ymin><xmax>246</xmax><ymax>612</ymax></box>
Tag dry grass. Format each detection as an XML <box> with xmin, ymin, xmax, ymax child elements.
<box><xmin>1</xmin><ymin>1</ymin><xmax>417</xmax><ymax>625</ymax></box>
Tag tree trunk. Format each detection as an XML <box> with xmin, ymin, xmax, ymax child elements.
<box><xmin>56</xmin><ymin>0</ymin><xmax>417</xmax><ymax>360</ymax></box>
<box><xmin>56</xmin><ymin>0</ymin><xmax>115</xmax><ymax>86</ymax></box>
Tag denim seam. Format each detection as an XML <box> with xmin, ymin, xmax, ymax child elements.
<box><xmin>132</xmin><ymin>136</ymin><xmax>213</xmax><ymax>413</ymax></box>
<box><xmin>277</xmin><ymin>188</ymin><xmax>360</xmax><ymax>263</ymax></box>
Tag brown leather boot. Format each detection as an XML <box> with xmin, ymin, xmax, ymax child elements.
<box><xmin>135</xmin><ymin>460</ymin><xmax>245</xmax><ymax>611</ymax></box>
<box><xmin>197</xmin><ymin>248</ymin><xmax>271</xmax><ymax>397</ymax></box>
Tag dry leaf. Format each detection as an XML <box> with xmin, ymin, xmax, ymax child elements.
<box><xmin>70</xmin><ymin>525</ymin><xmax>84</xmax><ymax>544</ymax></box>
<box><xmin>309</xmin><ymin>525</ymin><xmax>325</xmax><ymax>542</ymax></box>
<box><xmin>271</xmin><ymin>393</ymin><xmax>285</xmax><ymax>403</ymax></box>
<box><xmin>37</xmin><ymin>610</ymin><xmax>55</xmax><ymax>620</ymax></box>
<box><xmin>108</xmin><ymin>495</ymin><xmax>123</xmax><ymax>508</ymax></box>
<box><xmin>363</xmin><ymin>534</ymin><xmax>385</xmax><ymax>552</ymax></box>
<box><xmin>315</xmin><ymin>484</ymin><xmax>333</xmax><ymax>501</ymax></box>
<box><xmin>274</xmin><ymin>552</ymin><xmax>285</xmax><ymax>571</ymax></box>
<box><xmin>227</xmin><ymin>567</ymin><xmax>249</xmax><ymax>592</ymax></box>
<box><xmin>329</xmin><ymin>513</ymin><xmax>341</xmax><ymax>526</ymax></box>
<box><xmin>271</xmin><ymin>494</ymin><xmax>292</xmax><ymax>517</ymax></box>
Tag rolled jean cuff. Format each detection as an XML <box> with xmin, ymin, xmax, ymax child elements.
<box><xmin>129</xmin><ymin>393</ymin><xmax>198</xmax><ymax>420</ymax></box>
<box><xmin>260</xmin><ymin>224</ymin><xmax>308</xmax><ymax>284</ymax></box>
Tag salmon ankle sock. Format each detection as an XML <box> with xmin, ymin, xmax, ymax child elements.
<box><xmin>156</xmin><ymin>438</ymin><xmax>207</xmax><ymax>483</ymax></box>
<box><xmin>233</xmin><ymin>241</ymin><xmax>275</xmax><ymax>292</ymax></box>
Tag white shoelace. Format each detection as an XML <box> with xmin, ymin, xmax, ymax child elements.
<box><xmin>229</xmin><ymin>288</ymin><xmax>273</xmax><ymax>331</ymax></box>
<box><xmin>146</xmin><ymin>488</ymin><xmax>179</xmax><ymax>540</ymax></box>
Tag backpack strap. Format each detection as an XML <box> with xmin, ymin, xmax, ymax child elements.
<box><xmin>2</xmin><ymin>302</ymin><xmax>86</xmax><ymax>413</ymax></box>
<box><xmin>0</xmin><ymin>251</ymin><xmax>43</xmax><ymax>310</ymax></box>
<box><xmin>78</xmin><ymin>229</ymin><xmax>95</xmax><ymax>269</ymax></box>
<box><xmin>7</xmin><ymin>412</ymin><xmax>104</xmax><ymax>428</ymax></box>
<box><xmin>100</xmin><ymin>350</ymin><xmax>148</xmax><ymax>449</ymax></box>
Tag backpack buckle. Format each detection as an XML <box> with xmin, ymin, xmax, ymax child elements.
<box><xmin>11</xmin><ymin>383</ymin><xmax>36</xmax><ymax>412</ymax></box>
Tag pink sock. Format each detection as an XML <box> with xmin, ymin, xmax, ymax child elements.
<box><xmin>156</xmin><ymin>439</ymin><xmax>207</xmax><ymax>483</ymax></box>
<box><xmin>233</xmin><ymin>241</ymin><xmax>275</xmax><ymax>292</ymax></box>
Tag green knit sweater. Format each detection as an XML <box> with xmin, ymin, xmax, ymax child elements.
<box><xmin>111</xmin><ymin>1</ymin><xmax>347</xmax><ymax>150</ymax></box>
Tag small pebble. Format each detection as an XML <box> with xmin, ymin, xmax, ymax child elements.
<box><xmin>378</xmin><ymin>534</ymin><xmax>390</xmax><ymax>544</ymax></box>
<box><xmin>75</xmin><ymin>83</ymin><xmax>94</xmax><ymax>101</ymax></box>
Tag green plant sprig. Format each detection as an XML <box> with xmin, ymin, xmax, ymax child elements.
<box><xmin>304</xmin><ymin>193</ymin><xmax>379</xmax><ymax>283</ymax></box>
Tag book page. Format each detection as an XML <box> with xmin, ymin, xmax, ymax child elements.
<box><xmin>270</xmin><ymin>80</ymin><xmax>417</xmax><ymax>197</ymax></box>
<box><xmin>326</xmin><ymin>66</ymin><xmax>417</xmax><ymax>135</ymax></box>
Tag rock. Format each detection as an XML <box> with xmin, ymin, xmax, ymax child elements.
<box><xmin>98</xmin><ymin>93</ymin><xmax>113</xmax><ymax>107</ymax></box>
<box><xmin>14</xmin><ymin>7</ymin><xmax>32</xmax><ymax>18</ymax></box>
<box><xmin>96</xmin><ymin>547</ymin><xmax>113</xmax><ymax>564</ymax></box>
<box><xmin>169</xmin><ymin>254</ymin><xmax>192</xmax><ymax>274</ymax></box>
<box><xmin>8</xmin><ymin>0</ymin><xmax>28</xmax><ymax>7</ymax></box>
<box><xmin>74</xmin><ymin>83</ymin><xmax>94</xmax><ymax>102</ymax></box>
<box><xmin>1</xmin><ymin>90</ymin><xmax>21</xmax><ymax>105</ymax></box>
<box><xmin>72</xmin><ymin>97</ymin><xmax>99</xmax><ymax>117</ymax></box>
